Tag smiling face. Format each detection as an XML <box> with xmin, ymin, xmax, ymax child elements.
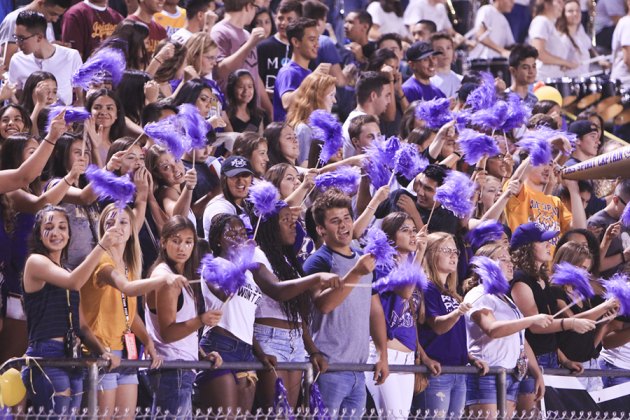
<box><xmin>103</xmin><ymin>208</ymin><xmax>133</xmax><ymax>242</ymax></box>
<box><xmin>414</xmin><ymin>173</ymin><xmax>438</xmax><ymax>209</ymax></box>
<box><xmin>40</xmin><ymin>210</ymin><xmax>70</xmax><ymax>253</ymax></box>
<box><xmin>121</xmin><ymin>145</ymin><xmax>143</xmax><ymax>175</ymax></box>
<box><xmin>219</xmin><ymin>218</ymin><xmax>248</xmax><ymax>253</ymax></box>
<box><xmin>156</xmin><ymin>153</ymin><xmax>184</xmax><ymax>187</ymax></box>
<box><xmin>318</xmin><ymin>207</ymin><xmax>353</xmax><ymax>249</ymax></box>
<box><xmin>90</xmin><ymin>95</ymin><xmax>117</xmax><ymax>129</ymax></box>
<box><xmin>278</xmin><ymin>125</ymin><xmax>299</xmax><ymax>162</ymax></box>
<box><xmin>323</xmin><ymin>86</ymin><xmax>337</xmax><ymax>113</ymax></box>
<box><xmin>21</xmin><ymin>138</ymin><xmax>38</xmax><ymax>163</ymax></box>
<box><xmin>394</xmin><ymin>218</ymin><xmax>418</xmax><ymax>253</ymax></box>
<box><xmin>164</xmin><ymin>227</ymin><xmax>195</xmax><ymax>269</ymax></box>
<box><xmin>411</xmin><ymin>56</ymin><xmax>436</xmax><ymax>80</ymax></box>
<box><xmin>0</xmin><ymin>107</ymin><xmax>25</xmax><ymax>139</ymax></box>
<box><xmin>249</xmin><ymin>142</ymin><xmax>269</xmax><ymax>176</ymax></box>
<box><xmin>294</xmin><ymin>26</ymin><xmax>320</xmax><ymax>61</ymax></box>
<box><xmin>226</xmin><ymin>173</ymin><xmax>252</xmax><ymax>201</ymax></box>
<box><xmin>278</xmin><ymin>166</ymin><xmax>300</xmax><ymax>199</ymax></box>
<box><xmin>563</xmin><ymin>1</ymin><xmax>581</xmax><ymax>25</ymax></box>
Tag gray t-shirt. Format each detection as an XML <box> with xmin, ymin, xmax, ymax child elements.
<box><xmin>303</xmin><ymin>245</ymin><xmax>373</xmax><ymax>364</ymax></box>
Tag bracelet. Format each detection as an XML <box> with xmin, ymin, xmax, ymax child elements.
<box><xmin>186</xmin><ymin>186</ymin><xmax>194</xmax><ymax>191</ymax></box>
<box><xmin>97</xmin><ymin>242</ymin><xmax>107</xmax><ymax>252</ymax></box>
<box><xmin>154</xmin><ymin>57</ymin><xmax>163</xmax><ymax>64</ymax></box>
<box><xmin>367</xmin><ymin>205</ymin><xmax>376</xmax><ymax>211</ymax></box>
<box><xmin>63</xmin><ymin>177</ymin><xmax>72</xmax><ymax>186</ymax></box>
<box><xmin>453</xmin><ymin>151</ymin><xmax>462</xmax><ymax>158</ymax></box>
<box><xmin>44</xmin><ymin>138</ymin><xmax>55</xmax><ymax>146</ymax></box>
<box><xmin>309</xmin><ymin>351</ymin><xmax>324</xmax><ymax>358</ymax></box>
<box><xmin>560</xmin><ymin>319</ymin><xmax>565</xmax><ymax>331</ymax></box>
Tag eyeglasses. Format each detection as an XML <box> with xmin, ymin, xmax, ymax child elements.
<box><xmin>438</xmin><ymin>247</ymin><xmax>460</xmax><ymax>256</ymax></box>
<box><xmin>619</xmin><ymin>196</ymin><xmax>627</xmax><ymax>206</ymax></box>
<box><xmin>13</xmin><ymin>33</ymin><xmax>37</xmax><ymax>43</ymax></box>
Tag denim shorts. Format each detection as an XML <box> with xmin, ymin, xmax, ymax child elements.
<box><xmin>196</xmin><ymin>330</ymin><xmax>256</xmax><ymax>385</ymax></box>
<box><xmin>98</xmin><ymin>350</ymin><xmax>139</xmax><ymax>391</ymax></box>
<box><xmin>519</xmin><ymin>351</ymin><xmax>558</xmax><ymax>395</ymax></box>
<box><xmin>253</xmin><ymin>324</ymin><xmax>307</xmax><ymax>363</ymax></box>
<box><xmin>150</xmin><ymin>368</ymin><xmax>196</xmax><ymax>419</ymax></box>
<box><xmin>466</xmin><ymin>373</ymin><xmax>520</xmax><ymax>405</ymax></box>
<box><xmin>598</xmin><ymin>359</ymin><xmax>630</xmax><ymax>388</ymax></box>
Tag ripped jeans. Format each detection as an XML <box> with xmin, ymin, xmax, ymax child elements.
<box><xmin>22</xmin><ymin>340</ymin><xmax>83</xmax><ymax>417</ymax></box>
<box><xmin>411</xmin><ymin>373</ymin><xmax>467</xmax><ymax>420</ymax></box>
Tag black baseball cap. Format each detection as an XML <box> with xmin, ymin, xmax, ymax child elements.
<box><xmin>221</xmin><ymin>155</ymin><xmax>254</xmax><ymax>177</ymax></box>
<box><xmin>568</xmin><ymin>120</ymin><xmax>599</xmax><ymax>138</ymax></box>
<box><xmin>510</xmin><ymin>222</ymin><xmax>559</xmax><ymax>250</ymax></box>
<box><xmin>406</xmin><ymin>41</ymin><xmax>442</xmax><ymax>62</ymax></box>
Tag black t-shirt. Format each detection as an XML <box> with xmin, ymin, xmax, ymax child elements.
<box><xmin>511</xmin><ymin>269</ymin><xmax>558</xmax><ymax>356</ymax></box>
<box><xmin>257</xmin><ymin>36</ymin><xmax>292</xmax><ymax>93</ymax></box>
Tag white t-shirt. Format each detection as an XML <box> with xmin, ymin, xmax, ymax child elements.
<box><xmin>367</xmin><ymin>1</ymin><xmax>409</xmax><ymax>38</ymax></box>
<box><xmin>342</xmin><ymin>109</ymin><xmax>367</xmax><ymax>159</ymax></box>
<box><xmin>200</xmin><ymin>248</ymin><xmax>266</xmax><ymax>344</ymax></box>
<box><xmin>202</xmin><ymin>194</ymin><xmax>238</xmax><ymax>240</ymax></box>
<box><xmin>600</xmin><ymin>342</ymin><xmax>630</xmax><ymax>370</ymax></box>
<box><xmin>145</xmin><ymin>263</ymin><xmax>199</xmax><ymax>361</ymax></box>
<box><xmin>403</xmin><ymin>0</ymin><xmax>453</xmax><ymax>31</ymax></box>
<box><xmin>464</xmin><ymin>285</ymin><xmax>524</xmax><ymax>369</ymax></box>
<box><xmin>528</xmin><ymin>15</ymin><xmax>567</xmax><ymax>81</ymax></box>
<box><xmin>611</xmin><ymin>15</ymin><xmax>630</xmax><ymax>82</ymax></box>
<box><xmin>561</xmin><ymin>25</ymin><xmax>592</xmax><ymax>77</ymax></box>
<box><xmin>171</xmin><ymin>27</ymin><xmax>193</xmax><ymax>44</ymax></box>
<box><xmin>254</xmin><ymin>247</ymin><xmax>302</xmax><ymax>322</ymax></box>
<box><xmin>595</xmin><ymin>0</ymin><xmax>626</xmax><ymax>33</ymax></box>
<box><xmin>8</xmin><ymin>45</ymin><xmax>82</xmax><ymax>105</ymax></box>
<box><xmin>469</xmin><ymin>5</ymin><xmax>515</xmax><ymax>59</ymax></box>
<box><xmin>430</xmin><ymin>69</ymin><xmax>463</xmax><ymax>98</ymax></box>
<box><xmin>0</xmin><ymin>8</ymin><xmax>56</xmax><ymax>46</ymax></box>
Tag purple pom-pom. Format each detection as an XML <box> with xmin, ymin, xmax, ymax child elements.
<box><xmin>309</xmin><ymin>383</ymin><xmax>330</xmax><ymax>420</ymax></box>
<box><xmin>394</xmin><ymin>143</ymin><xmax>429</xmax><ymax>179</ymax></box>
<box><xmin>603</xmin><ymin>273</ymin><xmax>630</xmax><ymax>316</ymax></box>
<box><xmin>516</xmin><ymin>133</ymin><xmax>552</xmax><ymax>166</ymax></box>
<box><xmin>435</xmin><ymin>171</ymin><xmax>476</xmax><ymax>219</ymax></box>
<box><xmin>472</xmin><ymin>256</ymin><xmax>510</xmax><ymax>296</ymax></box>
<box><xmin>178</xmin><ymin>103</ymin><xmax>210</xmax><ymax>150</ymax></box>
<box><xmin>373</xmin><ymin>259</ymin><xmax>428</xmax><ymax>293</ymax></box>
<box><xmin>198</xmin><ymin>254</ymin><xmax>247</xmax><ymax>296</ymax></box>
<box><xmin>72</xmin><ymin>48</ymin><xmax>126</xmax><ymax>90</ymax></box>
<box><xmin>46</xmin><ymin>106</ymin><xmax>91</xmax><ymax>132</ymax></box>
<box><xmin>309</xmin><ymin>110</ymin><xmax>343</xmax><ymax>164</ymax></box>
<box><xmin>501</xmin><ymin>93</ymin><xmax>531</xmax><ymax>131</ymax></box>
<box><xmin>383</xmin><ymin>136</ymin><xmax>401</xmax><ymax>166</ymax></box>
<box><xmin>315</xmin><ymin>166</ymin><xmax>361</xmax><ymax>195</ymax></box>
<box><xmin>470</xmin><ymin>100</ymin><xmax>509</xmax><ymax>132</ymax></box>
<box><xmin>457</xmin><ymin>128</ymin><xmax>500</xmax><ymax>165</ymax></box>
<box><xmin>466</xmin><ymin>220</ymin><xmax>504</xmax><ymax>251</ymax></box>
<box><xmin>247</xmin><ymin>180</ymin><xmax>280</xmax><ymax>219</ymax></box>
<box><xmin>465</xmin><ymin>72</ymin><xmax>496</xmax><ymax>112</ymax></box>
<box><xmin>85</xmin><ymin>164</ymin><xmax>135</xmax><ymax>208</ymax></box>
<box><xmin>363</xmin><ymin>140</ymin><xmax>392</xmax><ymax>189</ymax></box>
<box><xmin>274</xmin><ymin>378</ymin><xmax>295</xmax><ymax>419</ymax></box>
<box><xmin>551</xmin><ymin>262</ymin><xmax>594</xmax><ymax>300</ymax></box>
<box><xmin>621</xmin><ymin>202</ymin><xmax>630</xmax><ymax>228</ymax></box>
<box><xmin>144</xmin><ymin>115</ymin><xmax>190</xmax><ymax>160</ymax></box>
<box><xmin>364</xmin><ymin>226</ymin><xmax>397</xmax><ymax>270</ymax></box>
<box><xmin>415</xmin><ymin>98</ymin><xmax>453</xmax><ymax>130</ymax></box>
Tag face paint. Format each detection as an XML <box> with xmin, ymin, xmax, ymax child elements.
<box><xmin>46</xmin><ymin>213</ymin><xmax>53</xmax><ymax>224</ymax></box>
<box><xmin>43</xmin><ymin>229</ymin><xmax>51</xmax><ymax>238</ymax></box>
<box><xmin>107</xmin><ymin>210</ymin><xmax>118</xmax><ymax>220</ymax></box>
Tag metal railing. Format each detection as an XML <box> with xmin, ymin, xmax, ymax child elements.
<box><xmin>2</xmin><ymin>358</ymin><xmax>630</xmax><ymax>419</ymax></box>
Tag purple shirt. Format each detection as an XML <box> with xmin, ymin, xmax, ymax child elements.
<box><xmin>273</xmin><ymin>61</ymin><xmax>311</xmax><ymax>122</ymax></box>
<box><xmin>378</xmin><ymin>291</ymin><xmax>417</xmax><ymax>351</ymax></box>
<box><xmin>211</xmin><ymin>20</ymin><xmax>260</xmax><ymax>92</ymax></box>
<box><xmin>402</xmin><ymin>76</ymin><xmax>446</xmax><ymax>103</ymax></box>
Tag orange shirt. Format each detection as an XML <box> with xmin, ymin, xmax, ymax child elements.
<box><xmin>80</xmin><ymin>254</ymin><xmax>137</xmax><ymax>351</ymax></box>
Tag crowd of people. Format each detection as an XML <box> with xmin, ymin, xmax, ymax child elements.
<box><xmin>0</xmin><ymin>0</ymin><xmax>629</xmax><ymax>418</ymax></box>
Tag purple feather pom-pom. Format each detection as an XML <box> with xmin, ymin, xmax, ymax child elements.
<box><xmin>465</xmin><ymin>72</ymin><xmax>496</xmax><ymax>112</ymax></box>
<box><xmin>466</xmin><ymin>220</ymin><xmax>504</xmax><ymax>252</ymax></box>
<box><xmin>603</xmin><ymin>273</ymin><xmax>630</xmax><ymax>316</ymax></box>
<box><xmin>72</xmin><ymin>48</ymin><xmax>126</xmax><ymax>90</ymax></box>
<box><xmin>383</xmin><ymin>136</ymin><xmax>401</xmax><ymax>166</ymax></box>
<box><xmin>247</xmin><ymin>180</ymin><xmax>280</xmax><ymax>219</ymax></box>
<box><xmin>551</xmin><ymin>262</ymin><xmax>595</xmax><ymax>300</ymax></box>
<box><xmin>178</xmin><ymin>103</ymin><xmax>210</xmax><ymax>150</ymax></box>
<box><xmin>415</xmin><ymin>98</ymin><xmax>453</xmax><ymax>130</ymax></box>
<box><xmin>516</xmin><ymin>134</ymin><xmax>552</xmax><ymax>166</ymax></box>
<box><xmin>470</xmin><ymin>100</ymin><xmax>509</xmax><ymax>132</ymax></box>
<box><xmin>198</xmin><ymin>254</ymin><xmax>247</xmax><ymax>296</ymax></box>
<box><xmin>435</xmin><ymin>171</ymin><xmax>476</xmax><ymax>219</ymax></box>
<box><xmin>457</xmin><ymin>128</ymin><xmax>500</xmax><ymax>165</ymax></box>
<box><xmin>501</xmin><ymin>93</ymin><xmax>531</xmax><ymax>131</ymax></box>
<box><xmin>621</xmin><ymin>202</ymin><xmax>630</xmax><ymax>228</ymax></box>
<box><xmin>364</xmin><ymin>226</ymin><xmax>397</xmax><ymax>270</ymax></box>
<box><xmin>315</xmin><ymin>166</ymin><xmax>361</xmax><ymax>195</ymax></box>
<box><xmin>363</xmin><ymin>140</ymin><xmax>392</xmax><ymax>189</ymax></box>
<box><xmin>373</xmin><ymin>259</ymin><xmax>428</xmax><ymax>293</ymax></box>
<box><xmin>394</xmin><ymin>143</ymin><xmax>429</xmax><ymax>179</ymax></box>
<box><xmin>274</xmin><ymin>378</ymin><xmax>295</xmax><ymax>419</ymax></box>
<box><xmin>46</xmin><ymin>106</ymin><xmax>91</xmax><ymax>132</ymax></box>
<box><xmin>144</xmin><ymin>115</ymin><xmax>190</xmax><ymax>160</ymax></box>
<box><xmin>309</xmin><ymin>110</ymin><xmax>343</xmax><ymax>164</ymax></box>
<box><xmin>85</xmin><ymin>165</ymin><xmax>135</xmax><ymax>208</ymax></box>
<box><xmin>309</xmin><ymin>383</ymin><xmax>330</xmax><ymax>420</ymax></box>
<box><xmin>472</xmin><ymin>256</ymin><xmax>510</xmax><ymax>296</ymax></box>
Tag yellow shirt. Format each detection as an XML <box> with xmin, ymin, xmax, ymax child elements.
<box><xmin>154</xmin><ymin>7</ymin><xmax>186</xmax><ymax>37</ymax></box>
<box><xmin>505</xmin><ymin>183</ymin><xmax>572</xmax><ymax>246</ymax></box>
<box><xmin>80</xmin><ymin>254</ymin><xmax>137</xmax><ymax>351</ymax></box>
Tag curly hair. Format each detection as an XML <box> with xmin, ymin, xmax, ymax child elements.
<box><xmin>511</xmin><ymin>243</ymin><xmax>549</xmax><ymax>283</ymax></box>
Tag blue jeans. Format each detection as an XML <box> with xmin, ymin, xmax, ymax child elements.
<box><xmin>22</xmin><ymin>340</ymin><xmax>83</xmax><ymax>417</ymax></box>
<box><xmin>598</xmin><ymin>359</ymin><xmax>630</xmax><ymax>388</ymax></box>
<box><xmin>150</xmin><ymin>369</ymin><xmax>196</xmax><ymax>419</ymax></box>
<box><xmin>466</xmin><ymin>373</ymin><xmax>520</xmax><ymax>405</ymax></box>
<box><xmin>411</xmin><ymin>374</ymin><xmax>467</xmax><ymax>420</ymax></box>
<box><xmin>317</xmin><ymin>371</ymin><xmax>366</xmax><ymax>419</ymax></box>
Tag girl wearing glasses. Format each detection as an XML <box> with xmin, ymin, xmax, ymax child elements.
<box><xmin>413</xmin><ymin>232</ymin><xmax>487</xmax><ymax>420</ymax></box>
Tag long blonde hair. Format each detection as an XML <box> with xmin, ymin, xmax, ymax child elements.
<box><xmin>423</xmin><ymin>232</ymin><xmax>461</xmax><ymax>301</ymax></box>
<box><xmin>286</xmin><ymin>72</ymin><xmax>336</xmax><ymax>128</ymax></box>
<box><xmin>98</xmin><ymin>203</ymin><xmax>142</xmax><ymax>279</ymax></box>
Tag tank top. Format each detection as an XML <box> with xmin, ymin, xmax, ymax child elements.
<box><xmin>24</xmin><ymin>280</ymin><xmax>80</xmax><ymax>342</ymax></box>
<box><xmin>145</xmin><ymin>263</ymin><xmax>198</xmax><ymax>361</ymax></box>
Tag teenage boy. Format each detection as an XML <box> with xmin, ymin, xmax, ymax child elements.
<box><xmin>401</xmin><ymin>41</ymin><xmax>445</xmax><ymax>103</ymax></box>
<box><xmin>9</xmin><ymin>11</ymin><xmax>82</xmax><ymax>106</ymax></box>
<box><xmin>171</xmin><ymin>0</ymin><xmax>211</xmax><ymax>43</ymax></box>
<box><xmin>211</xmin><ymin>0</ymin><xmax>272</xmax><ymax>117</ymax></box>
<box><xmin>341</xmin><ymin>71</ymin><xmax>391</xmax><ymax>158</ymax></box>
<box><xmin>340</xmin><ymin>11</ymin><xmax>376</xmax><ymax>68</ymax></box>
<box><xmin>429</xmin><ymin>32</ymin><xmax>462</xmax><ymax>98</ymax></box>
<box><xmin>273</xmin><ymin>18</ymin><xmax>326</xmax><ymax>122</ymax></box>
<box><xmin>566</xmin><ymin>120</ymin><xmax>601</xmax><ymax>166</ymax></box>
<box><xmin>154</xmin><ymin>0</ymin><xmax>186</xmax><ymax>36</ymax></box>
<box><xmin>128</xmin><ymin>0</ymin><xmax>168</xmax><ymax>55</ymax></box>
<box><xmin>506</xmin><ymin>44</ymin><xmax>539</xmax><ymax>108</ymax></box>
<box><xmin>257</xmin><ymin>0</ymin><xmax>302</xmax><ymax>93</ymax></box>
<box><xmin>304</xmin><ymin>189</ymin><xmax>389</xmax><ymax>418</ymax></box>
